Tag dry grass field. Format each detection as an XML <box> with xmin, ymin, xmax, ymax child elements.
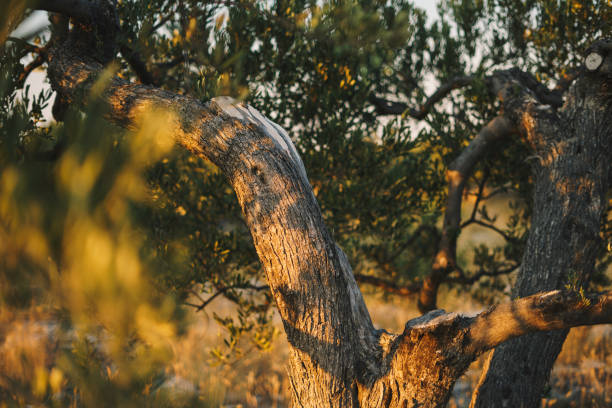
<box><xmin>0</xmin><ymin>288</ymin><xmax>610</xmax><ymax>407</ymax></box>
<box><xmin>163</xmin><ymin>290</ymin><xmax>612</xmax><ymax>408</ymax></box>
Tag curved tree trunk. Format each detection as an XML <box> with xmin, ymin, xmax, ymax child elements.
<box><xmin>471</xmin><ymin>43</ymin><xmax>612</xmax><ymax>408</ymax></box>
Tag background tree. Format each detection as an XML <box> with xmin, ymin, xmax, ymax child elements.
<box><xmin>0</xmin><ymin>0</ymin><xmax>611</xmax><ymax>407</ymax></box>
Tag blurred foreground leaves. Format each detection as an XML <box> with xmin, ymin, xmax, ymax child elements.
<box><xmin>0</xmin><ymin>62</ymin><xmax>198</xmax><ymax>406</ymax></box>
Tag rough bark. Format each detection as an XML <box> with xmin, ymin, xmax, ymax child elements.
<box><xmin>471</xmin><ymin>39</ymin><xmax>612</xmax><ymax>408</ymax></box>
<box><xmin>34</xmin><ymin>3</ymin><xmax>612</xmax><ymax>406</ymax></box>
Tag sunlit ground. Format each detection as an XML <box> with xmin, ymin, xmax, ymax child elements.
<box><xmin>176</xmin><ymin>293</ymin><xmax>612</xmax><ymax>408</ymax></box>
<box><xmin>2</xmin><ymin>289</ymin><xmax>609</xmax><ymax>408</ymax></box>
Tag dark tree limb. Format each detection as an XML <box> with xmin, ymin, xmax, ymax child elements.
<box><xmin>355</xmin><ymin>262</ymin><xmax>518</xmax><ymax>298</ymax></box>
<box><xmin>34</xmin><ymin>0</ymin><xmax>111</xmax><ymax>22</ymax></box>
<box><xmin>353</xmin><ymin>274</ymin><xmax>421</xmax><ymax>296</ymax></box>
<box><xmin>417</xmin><ymin>115</ymin><xmax>515</xmax><ymax>312</ymax></box>
<box><xmin>447</xmin><ymin>263</ymin><xmax>518</xmax><ymax>285</ymax></box>
<box><xmin>119</xmin><ymin>43</ymin><xmax>157</xmax><ymax>85</ymax></box>
<box><xmin>371</xmin><ymin>66</ymin><xmax>569</xmax><ymax>119</ymax></box>
<box><xmin>151</xmin><ymin>12</ymin><xmax>174</xmax><ymax>32</ymax></box>
<box><xmin>7</xmin><ymin>36</ymin><xmax>50</xmax><ymax>85</ymax></box>
<box><xmin>369</xmin><ymin>75</ymin><xmax>474</xmax><ymax>118</ymax></box>
<box><xmin>6</xmin><ymin>36</ymin><xmax>54</xmax><ymax>91</ymax></box>
<box><xmin>184</xmin><ymin>283</ymin><xmax>269</xmax><ymax>311</ymax></box>
<box><xmin>6</xmin><ymin>36</ymin><xmax>44</xmax><ymax>53</ymax></box>
<box><xmin>462</xmin><ymin>171</ymin><xmax>489</xmax><ymax>227</ymax></box>
<box><xmin>37</xmin><ymin>0</ymin><xmax>119</xmax><ymax>62</ymax></box>
<box><xmin>465</xmin><ymin>219</ymin><xmax>513</xmax><ymax>241</ymax></box>
<box><xmin>489</xmin><ymin>67</ymin><xmax>565</xmax><ymax>108</ymax></box>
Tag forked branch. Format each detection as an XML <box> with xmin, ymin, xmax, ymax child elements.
<box><xmin>184</xmin><ymin>283</ymin><xmax>269</xmax><ymax>311</ymax></box>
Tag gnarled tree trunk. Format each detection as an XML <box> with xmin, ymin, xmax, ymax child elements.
<box><xmin>471</xmin><ymin>41</ymin><xmax>612</xmax><ymax>408</ymax></box>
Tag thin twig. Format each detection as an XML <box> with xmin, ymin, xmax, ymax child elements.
<box><xmin>470</xmin><ymin>219</ymin><xmax>513</xmax><ymax>241</ymax></box>
<box><xmin>353</xmin><ymin>274</ymin><xmax>421</xmax><ymax>296</ymax></box>
<box><xmin>188</xmin><ymin>283</ymin><xmax>269</xmax><ymax>311</ymax></box>
<box><xmin>449</xmin><ymin>264</ymin><xmax>519</xmax><ymax>285</ymax></box>
<box><xmin>6</xmin><ymin>36</ymin><xmax>44</xmax><ymax>54</ymax></box>
<box><xmin>461</xmin><ymin>170</ymin><xmax>490</xmax><ymax>228</ymax></box>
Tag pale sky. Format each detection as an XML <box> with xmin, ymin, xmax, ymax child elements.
<box><xmin>412</xmin><ymin>0</ymin><xmax>440</xmax><ymax>22</ymax></box>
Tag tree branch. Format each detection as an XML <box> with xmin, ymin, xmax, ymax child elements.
<box><xmin>466</xmin><ymin>219</ymin><xmax>513</xmax><ymax>241</ymax></box>
<box><xmin>6</xmin><ymin>36</ymin><xmax>53</xmax><ymax>86</ymax></box>
<box><xmin>43</xmin><ymin>8</ymin><xmax>382</xmax><ymax>402</ymax></box>
<box><xmin>355</xmin><ymin>261</ymin><xmax>518</xmax><ymax>298</ymax></box>
<box><xmin>466</xmin><ymin>290</ymin><xmax>612</xmax><ymax>354</ymax></box>
<box><xmin>6</xmin><ymin>36</ymin><xmax>44</xmax><ymax>53</ymax></box>
<box><xmin>417</xmin><ymin>115</ymin><xmax>515</xmax><ymax>312</ymax></box>
<box><xmin>35</xmin><ymin>0</ymin><xmax>107</xmax><ymax>22</ymax></box>
<box><xmin>462</xmin><ymin>171</ymin><xmax>489</xmax><ymax>227</ymax></box>
<box><xmin>119</xmin><ymin>43</ymin><xmax>157</xmax><ymax>85</ymax></box>
<box><xmin>353</xmin><ymin>274</ymin><xmax>421</xmax><ymax>296</ymax></box>
<box><xmin>448</xmin><ymin>263</ymin><xmax>518</xmax><ymax>285</ymax></box>
<box><xmin>369</xmin><ymin>75</ymin><xmax>474</xmax><ymax>118</ymax></box>
<box><xmin>151</xmin><ymin>12</ymin><xmax>174</xmax><ymax>32</ymax></box>
<box><xmin>187</xmin><ymin>283</ymin><xmax>269</xmax><ymax>311</ymax></box>
<box><xmin>491</xmin><ymin>68</ymin><xmax>565</xmax><ymax>108</ymax></box>
<box><xmin>371</xmin><ymin>67</ymin><xmax>568</xmax><ymax>119</ymax></box>
<box><xmin>39</xmin><ymin>0</ymin><xmax>119</xmax><ymax>63</ymax></box>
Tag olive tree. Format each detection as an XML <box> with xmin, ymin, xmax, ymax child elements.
<box><xmin>2</xmin><ymin>0</ymin><xmax>612</xmax><ymax>406</ymax></box>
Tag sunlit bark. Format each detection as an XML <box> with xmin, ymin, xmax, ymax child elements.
<box><xmin>471</xmin><ymin>39</ymin><xmax>612</xmax><ymax>408</ymax></box>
